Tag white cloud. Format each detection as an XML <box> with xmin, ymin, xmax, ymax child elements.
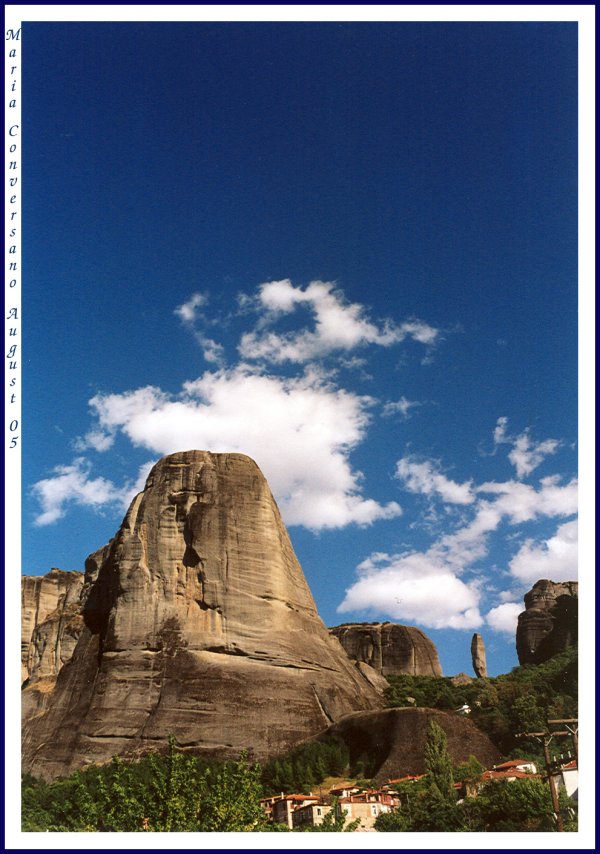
<box><xmin>382</xmin><ymin>396</ymin><xmax>422</xmax><ymax>419</ymax></box>
<box><xmin>508</xmin><ymin>434</ymin><xmax>560</xmax><ymax>479</ymax></box>
<box><xmin>174</xmin><ymin>292</ymin><xmax>225</xmax><ymax>365</ymax></box>
<box><xmin>486</xmin><ymin>602</ymin><xmax>522</xmax><ymax>635</ymax></box>
<box><xmin>238</xmin><ymin>279</ymin><xmax>440</xmax><ymax>364</ymax></box>
<box><xmin>477</xmin><ymin>476</ymin><xmax>578</xmax><ymax>523</ymax></box>
<box><xmin>31</xmin><ymin>458</ymin><xmax>155</xmax><ymax>526</ymax></box>
<box><xmin>48</xmin><ymin>365</ymin><xmax>401</xmax><ymax>531</ymax></box>
<box><xmin>337</xmin><ymin>552</ymin><xmax>482</xmax><ymax>630</ymax></box>
<box><xmin>396</xmin><ymin>456</ymin><xmax>474</xmax><ymax>505</ymax></box>
<box><xmin>337</xmin><ymin>460</ymin><xmax>577</xmax><ymax>630</ymax></box>
<box><xmin>492</xmin><ymin>417</ymin><xmax>560</xmax><ymax>478</ymax></box>
<box><xmin>174</xmin><ymin>292</ymin><xmax>207</xmax><ymax>323</ymax></box>
<box><xmin>508</xmin><ymin>519</ymin><xmax>578</xmax><ymax>584</ymax></box>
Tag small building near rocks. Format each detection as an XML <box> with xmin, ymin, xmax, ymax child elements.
<box><xmin>492</xmin><ymin>758</ymin><xmax>538</xmax><ymax>775</ymax></box>
<box><xmin>291</xmin><ymin>802</ymin><xmax>332</xmax><ymax>829</ymax></box>
<box><xmin>271</xmin><ymin>794</ymin><xmax>319</xmax><ymax>828</ymax></box>
<box><xmin>336</xmin><ymin>790</ymin><xmax>399</xmax><ymax>831</ymax></box>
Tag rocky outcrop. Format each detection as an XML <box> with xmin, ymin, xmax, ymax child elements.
<box><xmin>21</xmin><ymin>569</ymin><xmax>84</xmax><ymax>683</ymax></box>
<box><xmin>516</xmin><ymin>580</ymin><xmax>578</xmax><ymax>665</ymax></box>
<box><xmin>22</xmin><ymin>451</ymin><xmax>383</xmax><ymax>780</ymax></box>
<box><xmin>316</xmin><ymin>707</ymin><xmax>501</xmax><ymax>782</ymax></box>
<box><xmin>329</xmin><ymin>623</ymin><xmax>442</xmax><ymax>677</ymax></box>
<box><xmin>471</xmin><ymin>633</ymin><xmax>487</xmax><ymax>678</ymax></box>
<box><xmin>450</xmin><ymin>673</ymin><xmax>473</xmax><ymax>686</ymax></box>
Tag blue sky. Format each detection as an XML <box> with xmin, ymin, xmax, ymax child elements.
<box><xmin>21</xmin><ymin>21</ymin><xmax>579</xmax><ymax>677</ymax></box>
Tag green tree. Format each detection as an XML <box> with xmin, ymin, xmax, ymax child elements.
<box><xmin>197</xmin><ymin>751</ymin><xmax>267</xmax><ymax>832</ymax></box>
<box><xmin>510</xmin><ymin>694</ymin><xmax>546</xmax><ymax>733</ymax></box>
<box><xmin>423</xmin><ymin>719</ymin><xmax>455</xmax><ymax>801</ymax></box>
<box><xmin>454</xmin><ymin>755</ymin><xmax>484</xmax><ymax>784</ymax></box>
<box><xmin>461</xmin><ymin>777</ymin><xmax>569</xmax><ymax>832</ymax></box>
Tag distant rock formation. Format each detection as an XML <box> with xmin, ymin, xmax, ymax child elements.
<box><xmin>471</xmin><ymin>633</ymin><xmax>487</xmax><ymax>678</ymax></box>
<box><xmin>316</xmin><ymin>707</ymin><xmax>501</xmax><ymax>782</ymax></box>
<box><xmin>329</xmin><ymin>623</ymin><xmax>442</xmax><ymax>677</ymax></box>
<box><xmin>516</xmin><ymin>580</ymin><xmax>578</xmax><ymax>665</ymax></box>
<box><xmin>21</xmin><ymin>569</ymin><xmax>84</xmax><ymax>684</ymax></box>
<box><xmin>22</xmin><ymin>451</ymin><xmax>383</xmax><ymax>781</ymax></box>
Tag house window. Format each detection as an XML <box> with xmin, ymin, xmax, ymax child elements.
<box><xmin>317</xmin><ymin>808</ymin><xmax>322</xmax><ymax>816</ymax></box>
<box><xmin>371</xmin><ymin>805</ymin><xmax>378</xmax><ymax>815</ymax></box>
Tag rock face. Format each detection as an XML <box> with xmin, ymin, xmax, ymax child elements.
<box><xmin>516</xmin><ymin>580</ymin><xmax>578</xmax><ymax>665</ymax></box>
<box><xmin>22</xmin><ymin>451</ymin><xmax>383</xmax><ymax>781</ymax></box>
<box><xmin>21</xmin><ymin>569</ymin><xmax>84</xmax><ymax>684</ymax></box>
<box><xmin>317</xmin><ymin>708</ymin><xmax>501</xmax><ymax>782</ymax></box>
<box><xmin>470</xmin><ymin>633</ymin><xmax>487</xmax><ymax>678</ymax></box>
<box><xmin>330</xmin><ymin>623</ymin><xmax>442</xmax><ymax>677</ymax></box>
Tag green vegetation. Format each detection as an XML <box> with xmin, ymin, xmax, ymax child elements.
<box><xmin>375</xmin><ymin>777</ymin><xmax>575</xmax><ymax>833</ymax></box>
<box><xmin>374</xmin><ymin>719</ymin><xmax>576</xmax><ymax>833</ymax></box>
<box><xmin>423</xmin><ymin>719</ymin><xmax>455</xmax><ymax>800</ymax></box>
<box><xmin>260</xmin><ymin>737</ymin><xmax>349</xmax><ymax>795</ymax></box>
<box><xmin>384</xmin><ymin>647</ymin><xmax>577</xmax><ymax>761</ymax></box>
<box><xmin>22</xmin><ymin>738</ymin><xmax>266</xmax><ymax>832</ymax></box>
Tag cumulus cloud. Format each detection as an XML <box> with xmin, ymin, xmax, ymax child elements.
<box><xmin>477</xmin><ymin>476</ymin><xmax>578</xmax><ymax>523</ymax></box>
<box><xmin>492</xmin><ymin>417</ymin><xmax>560</xmax><ymax>478</ymax></box>
<box><xmin>32</xmin><ymin>458</ymin><xmax>156</xmax><ymax>526</ymax></box>
<box><xmin>396</xmin><ymin>456</ymin><xmax>474</xmax><ymax>505</ymax></box>
<box><xmin>337</xmin><ymin>552</ymin><xmax>482</xmax><ymax>630</ymax></box>
<box><xmin>485</xmin><ymin>602</ymin><xmax>522</xmax><ymax>635</ymax></box>
<box><xmin>238</xmin><ymin>279</ymin><xmax>439</xmax><ymax>363</ymax></box>
<box><xmin>338</xmin><ymin>454</ymin><xmax>577</xmax><ymax>629</ymax></box>
<box><xmin>46</xmin><ymin>365</ymin><xmax>401</xmax><ymax>531</ymax></box>
<box><xmin>508</xmin><ymin>519</ymin><xmax>578</xmax><ymax>584</ymax></box>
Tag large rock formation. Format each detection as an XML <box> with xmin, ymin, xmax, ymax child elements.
<box><xmin>330</xmin><ymin>623</ymin><xmax>442</xmax><ymax>677</ymax></box>
<box><xmin>470</xmin><ymin>633</ymin><xmax>487</xmax><ymax>678</ymax></box>
<box><xmin>316</xmin><ymin>708</ymin><xmax>501</xmax><ymax>782</ymax></box>
<box><xmin>516</xmin><ymin>580</ymin><xmax>578</xmax><ymax>665</ymax></box>
<box><xmin>22</xmin><ymin>451</ymin><xmax>383</xmax><ymax>780</ymax></box>
<box><xmin>21</xmin><ymin>569</ymin><xmax>84</xmax><ymax>684</ymax></box>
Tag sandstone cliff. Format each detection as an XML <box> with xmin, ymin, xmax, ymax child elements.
<box><xmin>22</xmin><ymin>451</ymin><xmax>383</xmax><ymax>780</ymax></box>
<box><xmin>316</xmin><ymin>707</ymin><xmax>500</xmax><ymax>782</ymax></box>
<box><xmin>516</xmin><ymin>579</ymin><xmax>578</xmax><ymax>665</ymax></box>
<box><xmin>330</xmin><ymin>622</ymin><xmax>442</xmax><ymax>677</ymax></box>
<box><xmin>21</xmin><ymin>569</ymin><xmax>84</xmax><ymax>684</ymax></box>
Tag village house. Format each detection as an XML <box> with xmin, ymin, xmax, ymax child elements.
<box><xmin>328</xmin><ymin>782</ymin><xmax>362</xmax><ymax>799</ymax></box>
<box><xmin>291</xmin><ymin>801</ymin><xmax>332</xmax><ymax>829</ymax></box>
<box><xmin>492</xmin><ymin>758</ymin><xmax>538</xmax><ymax>775</ymax></box>
<box><xmin>271</xmin><ymin>794</ymin><xmax>319</xmax><ymax>829</ymax></box>
<box><xmin>335</xmin><ymin>790</ymin><xmax>399</xmax><ymax>831</ymax></box>
<box><xmin>258</xmin><ymin>794</ymin><xmax>280</xmax><ymax>823</ymax></box>
<box><xmin>453</xmin><ymin>761</ymin><xmax>539</xmax><ymax>800</ymax></box>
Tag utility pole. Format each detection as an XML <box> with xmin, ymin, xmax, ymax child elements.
<box><xmin>547</xmin><ymin>718</ymin><xmax>578</xmax><ymax>763</ymax></box>
<box><xmin>515</xmin><ymin>726</ymin><xmax>577</xmax><ymax>833</ymax></box>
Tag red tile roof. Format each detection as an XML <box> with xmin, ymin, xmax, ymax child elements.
<box><xmin>482</xmin><ymin>769</ymin><xmax>539</xmax><ymax>781</ymax></box>
<box><xmin>386</xmin><ymin>774</ymin><xmax>427</xmax><ymax>784</ymax></box>
<box><xmin>493</xmin><ymin>759</ymin><xmax>536</xmax><ymax>770</ymax></box>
